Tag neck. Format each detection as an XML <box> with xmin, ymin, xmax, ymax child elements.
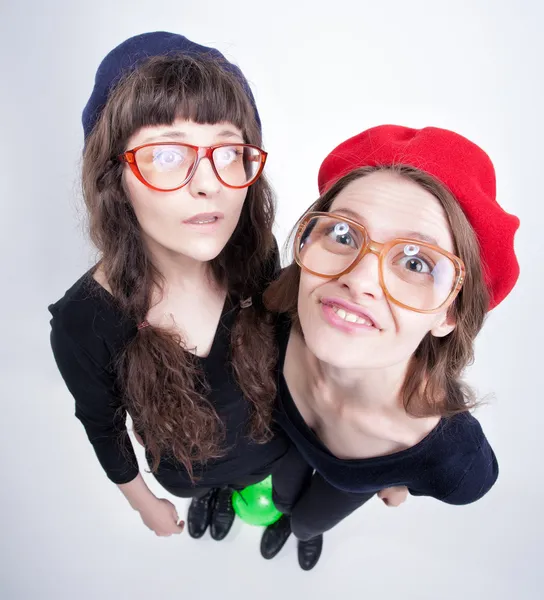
<box><xmin>313</xmin><ymin>353</ymin><xmax>409</xmax><ymax>412</ymax></box>
<box><xmin>145</xmin><ymin>235</ymin><xmax>214</xmax><ymax>291</ymax></box>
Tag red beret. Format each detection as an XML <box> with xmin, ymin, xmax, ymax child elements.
<box><xmin>317</xmin><ymin>125</ymin><xmax>520</xmax><ymax>310</ymax></box>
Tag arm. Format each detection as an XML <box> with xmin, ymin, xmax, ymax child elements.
<box><xmin>118</xmin><ymin>474</ymin><xmax>184</xmax><ymax>536</ymax></box>
<box><xmin>50</xmin><ymin>319</ymin><xmax>139</xmax><ymax>484</ymax></box>
<box><xmin>50</xmin><ymin>319</ymin><xmax>184</xmax><ymax>535</ymax></box>
<box><xmin>378</xmin><ymin>486</ymin><xmax>409</xmax><ymax>507</ymax></box>
<box><xmin>409</xmin><ymin>417</ymin><xmax>499</xmax><ymax>505</ymax></box>
<box><xmin>436</xmin><ymin>441</ymin><xmax>498</xmax><ymax>505</ymax></box>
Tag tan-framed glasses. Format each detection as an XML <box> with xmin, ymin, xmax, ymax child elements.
<box><xmin>294</xmin><ymin>212</ymin><xmax>466</xmax><ymax>314</ymax></box>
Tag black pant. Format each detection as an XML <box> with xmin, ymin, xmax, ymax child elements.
<box><xmin>288</xmin><ymin>472</ymin><xmax>374</xmax><ymax>541</ymax></box>
<box><xmin>160</xmin><ymin>475</ymin><xmax>264</xmax><ymax>499</ymax></box>
<box><xmin>157</xmin><ymin>445</ymin><xmax>306</xmax><ymax>500</ymax></box>
<box><xmin>271</xmin><ymin>446</ymin><xmax>375</xmax><ymax>541</ymax></box>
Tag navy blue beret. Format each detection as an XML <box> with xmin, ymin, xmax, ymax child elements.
<box><xmin>82</xmin><ymin>31</ymin><xmax>261</xmax><ymax>140</ymax></box>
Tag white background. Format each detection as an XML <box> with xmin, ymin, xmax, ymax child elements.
<box><xmin>1</xmin><ymin>1</ymin><xmax>542</xmax><ymax>599</ymax></box>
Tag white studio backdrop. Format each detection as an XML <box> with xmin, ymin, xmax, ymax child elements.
<box><xmin>0</xmin><ymin>1</ymin><xmax>542</xmax><ymax>599</ymax></box>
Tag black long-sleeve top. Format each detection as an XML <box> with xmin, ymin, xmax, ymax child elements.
<box><xmin>274</xmin><ymin>314</ymin><xmax>498</xmax><ymax>505</ymax></box>
<box><xmin>48</xmin><ymin>272</ymin><xmax>289</xmax><ymax>488</ymax></box>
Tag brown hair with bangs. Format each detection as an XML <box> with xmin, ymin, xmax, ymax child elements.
<box><xmin>82</xmin><ymin>54</ymin><xmax>278</xmax><ymax>480</ymax></box>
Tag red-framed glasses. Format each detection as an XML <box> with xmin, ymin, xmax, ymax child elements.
<box><xmin>118</xmin><ymin>142</ymin><xmax>267</xmax><ymax>192</ymax></box>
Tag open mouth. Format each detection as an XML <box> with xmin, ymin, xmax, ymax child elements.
<box><xmin>320</xmin><ymin>298</ymin><xmax>380</xmax><ymax>331</ymax></box>
<box><xmin>188</xmin><ymin>217</ymin><xmax>217</xmax><ymax>224</ymax></box>
<box><xmin>329</xmin><ymin>304</ymin><xmax>375</xmax><ymax>327</ymax></box>
<box><xmin>183</xmin><ymin>212</ymin><xmax>223</xmax><ymax>225</ymax></box>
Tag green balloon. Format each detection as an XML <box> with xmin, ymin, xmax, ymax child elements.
<box><xmin>232</xmin><ymin>475</ymin><xmax>282</xmax><ymax>526</ymax></box>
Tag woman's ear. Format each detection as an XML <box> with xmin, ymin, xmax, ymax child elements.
<box><xmin>430</xmin><ymin>310</ymin><xmax>456</xmax><ymax>338</ymax></box>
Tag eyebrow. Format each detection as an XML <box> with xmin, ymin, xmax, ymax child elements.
<box><xmin>332</xmin><ymin>207</ymin><xmax>440</xmax><ymax>246</ymax></box>
<box><xmin>217</xmin><ymin>129</ymin><xmax>244</xmax><ymax>139</ymax></box>
<box><xmin>141</xmin><ymin>129</ymin><xmax>243</xmax><ymax>144</ymax></box>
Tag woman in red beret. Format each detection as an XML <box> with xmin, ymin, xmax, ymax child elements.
<box><xmin>260</xmin><ymin>125</ymin><xmax>520</xmax><ymax>570</ymax></box>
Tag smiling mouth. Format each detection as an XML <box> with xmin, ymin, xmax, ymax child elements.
<box><xmin>329</xmin><ymin>304</ymin><xmax>375</xmax><ymax>327</ymax></box>
<box><xmin>320</xmin><ymin>298</ymin><xmax>380</xmax><ymax>330</ymax></box>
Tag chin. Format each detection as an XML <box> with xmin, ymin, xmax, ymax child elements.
<box><xmin>300</xmin><ymin>323</ymin><xmax>350</xmax><ymax>368</ymax></box>
<box><xmin>175</xmin><ymin>239</ymin><xmax>229</xmax><ymax>263</ymax></box>
<box><xmin>301</xmin><ymin>319</ymin><xmax>390</xmax><ymax>370</ymax></box>
<box><xmin>187</xmin><ymin>246</ymin><xmax>225</xmax><ymax>263</ymax></box>
<box><xmin>311</xmin><ymin>342</ymin><xmax>363</xmax><ymax>369</ymax></box>
<box><xmin>308</xmin><ymin>337</ymin><xmax>386</xmax><ymax>370</ymax></box>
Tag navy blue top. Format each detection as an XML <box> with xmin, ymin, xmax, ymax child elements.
<box><xmin>48</xmin><ymin>272</ymin><xmax>289</xmax><ymax>488</ymax></box>
<box><xmin>273</xmin><ymin>314</ymin><xmax>498</xmax><ymax>505</ymax></box>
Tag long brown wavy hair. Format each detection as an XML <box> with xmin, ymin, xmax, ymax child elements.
<box><xmin>265</xmin><ymin>165</ymin><xmax>490</xmax><ymax>418</ymax></box>
<box><xmin>82</xmin><ymin>54</ymin><xmax>278</xmax><ymax>479</ymax></box>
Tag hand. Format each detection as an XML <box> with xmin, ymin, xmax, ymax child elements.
<box><xmin>378</xmin><ymin>486</ymin><xmax>408</xmax><ymax>507</ymax></box>
<box><xmin>138</xmin><ymin>497</ymin><xmax>185</xmax><ymax>536</ymax></box>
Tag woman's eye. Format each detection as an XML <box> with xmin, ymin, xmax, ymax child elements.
<box><xmin>398</xmin><ymin>245</ymin><xmax>433</xmax><ymax>274</ymax></box>
<box><xmin>152</xmin><ymin>147</ymin><xmax>187</xmax><ymax>170</ymax></box>
<box><xmin>400</xmin><ymin>256</ymin><xmax>431</xmax><ymax>273</ymax></box>
<box><xmin>214</xmin><ymin>147</ymin><xmax>240</xmax><ymax>168</ymax></box>
<box><xmin>328</xmin><ymin>222</ymin><xmax>358</xmax><ymax>247</ymax></box>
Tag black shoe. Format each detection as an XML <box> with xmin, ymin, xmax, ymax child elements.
<box><xmin>187</xmin><ymin>488</ymin><xmax>218</xmax><ymax>539</ymax></box>
<box><xmin>260</xmin><ymin>514</ymin><xmax>292</xmax><ymax>560</ymax></box>
<box><xmin>298</xmin><ymin>534</ymin><xmax>323</xmax><ymax>571</ymax></box>
<box><xmin>210</xmin><ymin>487</ymin><xmax>236</xmax><ymax>541</ymax></box>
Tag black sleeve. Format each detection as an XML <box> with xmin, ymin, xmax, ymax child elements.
<box><xmin>408</xmin><ymin>430</ymin><xmax>499</xmax><ymax>506</ymax></box>
<box><xmin>433</xmin><ymin>440</ymin><xmax>498</xmax><ymax>505</ymax></box>
<box><xmin>50</xmin><ymin>320</ymin><xmax>139</xmax><ymax>485</ymax></box>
